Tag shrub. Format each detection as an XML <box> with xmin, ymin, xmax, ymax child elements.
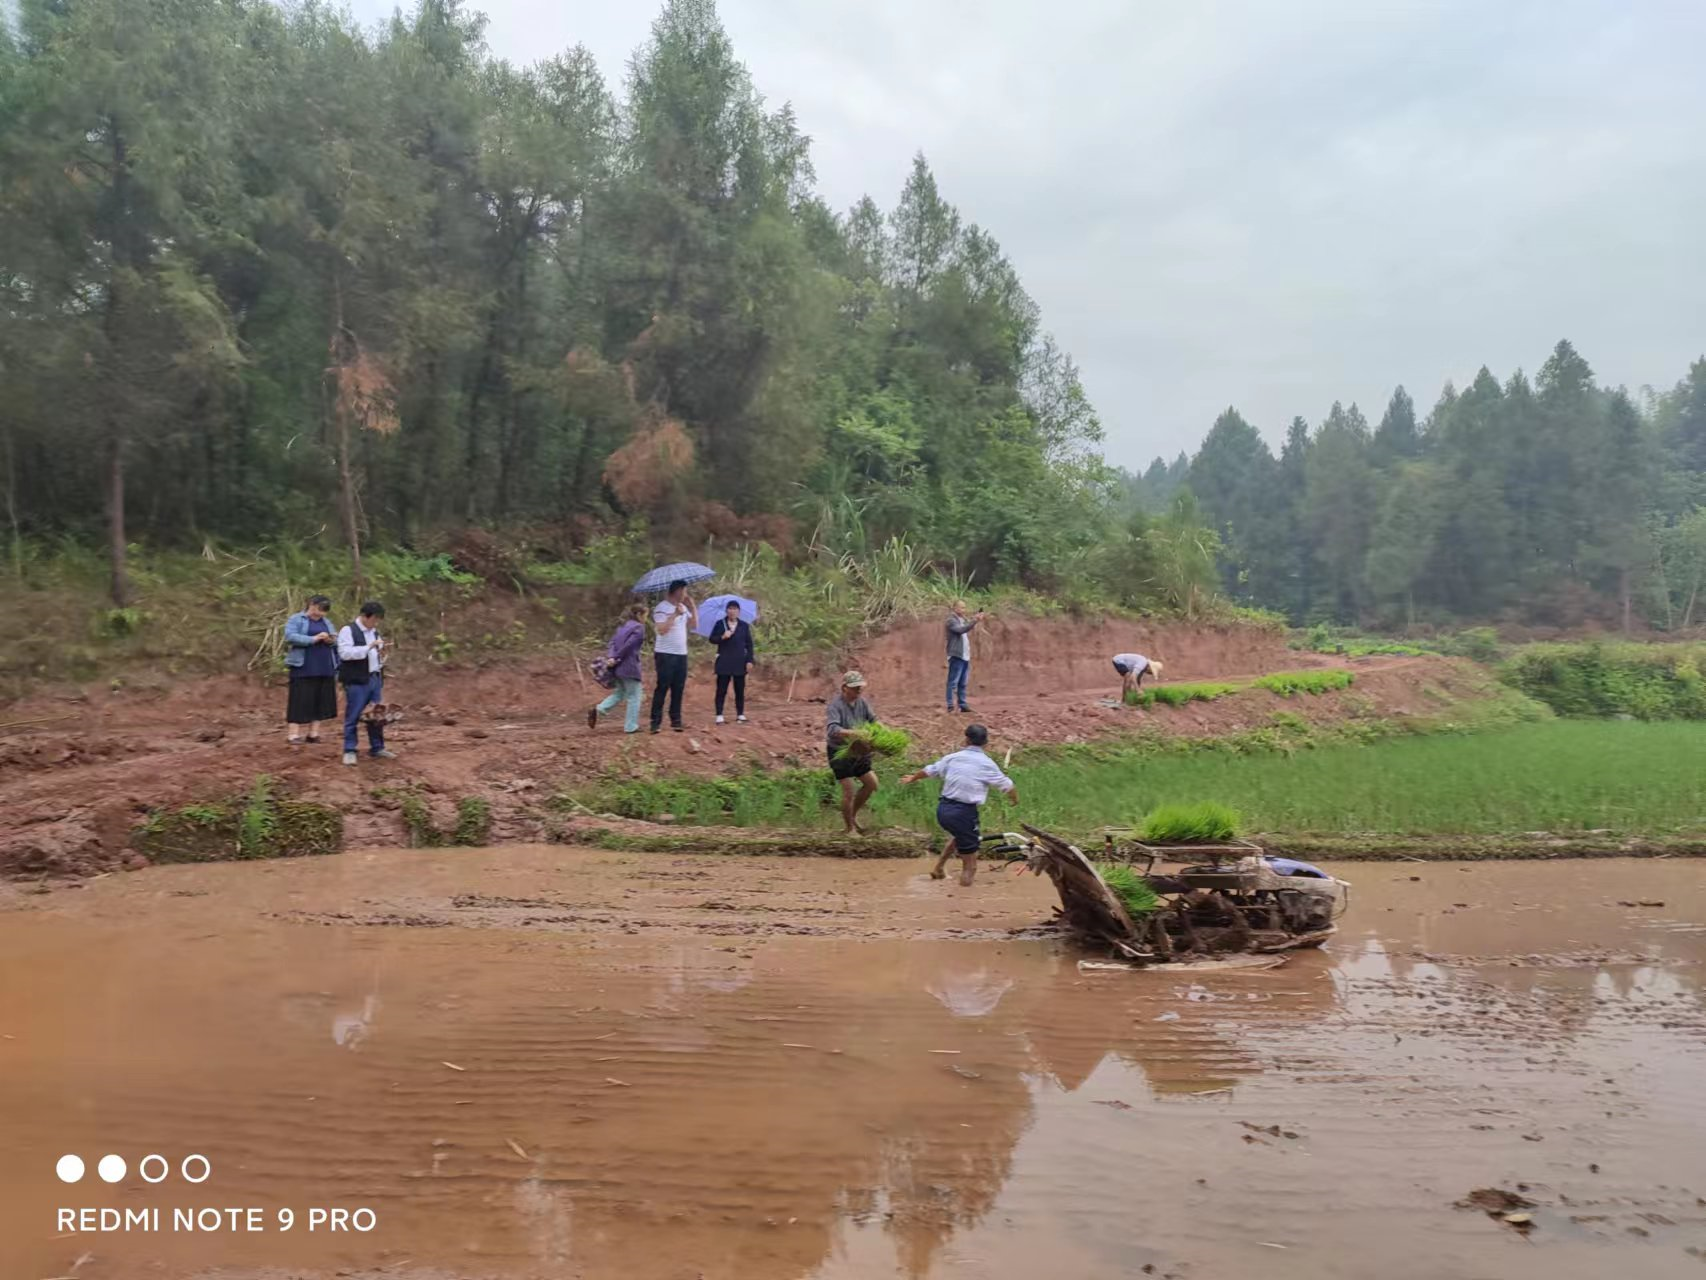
<box><xmin>453</xmin><ymin>798</ymin><xmax>492</xmax><ymax>847</ymax></box>
<box><xmin>133</xmin><ymin>778</ymin><xmax>341</xmax><ymax>863</ymax></box>
<box><xmin>236</xmin><ymin>776</ymin><xmax>278</xmax><ymax>859</ymax></box>
<box><xmin>1438</xmin><ymin>626</ymin><xmax>1502</xmax><ymax>663</ymax></box>
<box><xmin>1500</xmin><ymin>642</ymin><xmax>1706</xmax><ymax>719</ymax></box>
<box><xmin>1138</xmin><ymin>801</ymin><xmax>1241</xmax><ymax>843</ymax></box>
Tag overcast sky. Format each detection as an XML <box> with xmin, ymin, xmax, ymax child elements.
<box><xmin>351</xmin><ymin>0</ymin><xmax>1706</xmax><ymax>470</ymax></box>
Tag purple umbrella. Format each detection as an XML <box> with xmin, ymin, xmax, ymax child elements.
<box><xmin>695</xmin><ymin>594</ymin><xmax>759</xmax><ymax>638</ymax></box>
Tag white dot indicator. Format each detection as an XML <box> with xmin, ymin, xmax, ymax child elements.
<box><xmin>56</xmin><ymin>1154</ymin><xmax>85</xmax><ymax>1184</ymax></box>
<box><xmin>97</xmin><ymin>1154</ymin><xmax>127</xmax><ymax>1183</ymax></box>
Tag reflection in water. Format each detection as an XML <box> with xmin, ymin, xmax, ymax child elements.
<box><xmin>331</xmin><ymin>992</ymin><xmax>380</xmax><ymax>1048</ymax></box>
<box><xmin>1</xmin><ymin>854</ymin><xmax>1702</xmax><ymax>1280</ymax></box>
<box><xmin>925</xmin><ymin>967</ymin><xmax>1014</xmax><ymax>1017</ymax></box>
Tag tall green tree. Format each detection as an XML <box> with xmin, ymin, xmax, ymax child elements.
<box><xmin>1</xmin><ymin>0</ymin><xmax>248</xmax><ymax>603</ymax></box>
<box><xmin>1303</xmin><ymin>402</ymin><xmax>1375</xmax><ymax>619</ymax></box>
<box><xmin>1187</xmin><ymin>407</ymin><xmax>1277</xmax><ymax>599</ymax></box>
<box><xmin>1364</xmin><ymin>461</ymin><xmax>1443</xmax><ymax>626</ymax></box>
<box><xmin>1372</xmin><ymin>385</ymin><xmax>1419</xmax><ymax>462</ymax></box>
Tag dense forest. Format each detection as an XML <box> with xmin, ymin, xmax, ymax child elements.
<box><xmin>2</xmin><ymin>0</ymin><xmax>1702</xmax><ymax>633</ymax></box>
<box><xmin>1127</xmin><ymin>346</ymin><xmax>1706</xmax><ymax>631</ymax></box>
<box><xmin>0</xmin><ymin>0</ymin><xmax>1117</xmax><ymax>606</ymax></box>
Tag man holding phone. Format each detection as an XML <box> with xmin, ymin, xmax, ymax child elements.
<box><xmin>338</xmin><ymin>601</ymin><xmax>395</xmax><ymax>765</ymax></box>
<box><xmin>649</xmin><ymin>580</ymin><xmax>697</xmax><ymax>733</ymax></box>
<box><xmin>945</xmin><ymin>599</ymin><xmax>987</xmax><ymax>713</ymax></box>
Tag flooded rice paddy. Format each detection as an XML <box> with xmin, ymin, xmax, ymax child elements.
<box><xmin>1</xmin><ymin>848</ymin><xmax>1703</xmax><ymax>1279</ymax></box>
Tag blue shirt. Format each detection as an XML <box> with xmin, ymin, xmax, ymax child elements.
<box><xmin>923</xmin><ymin>746</ymin><xmax>1014</xmax><ymax>805</ymax></box>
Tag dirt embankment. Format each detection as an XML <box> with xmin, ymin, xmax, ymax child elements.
<box><xmin>0</xmin><ymin>615</ymin><xmax>1483</xmax><ymax>879</ymax></box>
<box><xmin>788</xmin><ymin>615</ymin><xmax>1297</xmax><ymax>693</ymax></box>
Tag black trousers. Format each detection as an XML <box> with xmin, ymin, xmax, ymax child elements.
<box><xmin>651</xmin><ymin>652</ymin><xmax>688</xmax><ymax>728</ymax></box>
<box><xmin>715</xmin><ymin>673</ymin><xmax>746</xmax><ymax>716</ymax></box>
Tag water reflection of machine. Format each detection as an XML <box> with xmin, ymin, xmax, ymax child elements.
<box><xmin>994</xmin><ymin>825</ymin><xmax>1351</xmax><ymax>962</ymax></box>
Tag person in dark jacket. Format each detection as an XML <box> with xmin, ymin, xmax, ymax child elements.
<box><xmin>283</xmin><ymin>594</ymin><xmax>339</xmax><ymax>744</ymax></box>
<box><xmin>708</xmin><ymin>599</ymin><xmax>756</xmax><ymax>723</ymax></box>
<box><xmin>588</xmin><ymin>604</ymin><xmax>647</xmax><ymax>733</ymax></box>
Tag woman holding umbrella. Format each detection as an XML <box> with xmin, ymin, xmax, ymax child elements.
<box><xmin>707</xmin><ymin>597</ymin><xmax>756</xmax><ymax>723</ymax></box>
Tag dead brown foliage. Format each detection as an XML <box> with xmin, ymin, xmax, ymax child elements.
<box><xmin>696</xmin><ymin>501</ymin><xmax>795</xmax><ymax>551</ymax></box>
<box><xmin>603</xmin><ymin>418</ymin><xmax>695</xmax><ymax>512</ymax></box>
<box><xmin>335</xmin><ymin>350</ymin><xmax>399</xmax><ymax>435</ymax></box>
<box><xmin>446</xmin><ymin>528</ymin><xmax>523</xmax><ymax>586</ymax></box>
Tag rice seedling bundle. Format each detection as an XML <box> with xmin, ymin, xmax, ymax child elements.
<box><xmin>1097</xmin><ymin>862</ymin><xmax>1161</xmax><ymax>916</ymax></box>
<box><xmin>833</xmin><ymin>722</ymin><xmax>913</xmax><ymax>763</ymax></box>
<box><xmin>1254</xmin><ymin>669</ymin><xmax>1354</xmax><ymax>697</ymax></box>
<box><xmin>1139</xmin><ymin>800</ymin><xmax>1241</xmax><ymax>844</ymax></box>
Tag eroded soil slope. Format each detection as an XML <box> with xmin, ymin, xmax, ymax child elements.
<box><xmin>0</xmin><ymin>616</ymin><xmax>1486</xmax><ymax>876</ymax></box>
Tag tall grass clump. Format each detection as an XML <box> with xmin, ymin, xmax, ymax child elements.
<box><xmin>1138</xmin><ymin>801</ymin><xmax>1240</xmax><ymax>843</ymax></box>
<box><xmin>1500</xmin><ymin>642</ymin><xmax>1706</xmax><ymax>719</ymax></box>
<box><xmin>1254</xmin><ymin>669</ymin><xmax>1354</xmax><ymax>697</ymax></box>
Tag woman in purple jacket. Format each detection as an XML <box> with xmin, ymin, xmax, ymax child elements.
<box><xmin>588</xmin><ymin>604</ymin><xmax>647</xmax><ymax>733</ymax></box>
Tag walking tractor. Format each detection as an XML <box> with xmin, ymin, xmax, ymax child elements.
<box><xmin>988</xmin><ymin>824</ymin><xmax>1351</xmax><ymax>965</ymax></box>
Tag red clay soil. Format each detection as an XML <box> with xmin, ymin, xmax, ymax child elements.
<box><xmin>0</xmin><ymin>616</ymin><xmax>1485</xmax><ymax>878</ymax></box>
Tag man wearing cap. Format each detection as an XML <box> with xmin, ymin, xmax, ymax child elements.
<box><xmin>901</xmin><ymin>723</ymin><xmax>1018</xmax><ymax>886</ymax></box>
<box><xmin>826</xmin><ymin>670</ymin><xmax>880</xmax><ymax>835</ymax></box>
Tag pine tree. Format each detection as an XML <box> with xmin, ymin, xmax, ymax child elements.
<box><xmin>1365</xmin><ymin>462</ymin><xmax>1443</xmax><ymax>626</ymax></box>
<box><xmin>1373</xmin><ymin>385</ymin><xmax>1419</xmax><ymax>462</ymax></box>
<box><xmin>1187</xmin><ymin>407</ymin><xmax>1277</xmax><ymax>600</ymax></box>
<box><xmin>1</xmin><ymin>0</ymin><xmax>247</xmax><ymax>603</ymax></box>
<box><xmin>1304</xmin><ymin>403</ymin><xmax>1377</xmax><ymax>619</ymax></box>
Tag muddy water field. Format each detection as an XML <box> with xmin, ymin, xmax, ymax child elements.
<box><xmin>2</xmin><ymin>852</ymin><xmax>1703</xmax><ymax>1280</ymax></box>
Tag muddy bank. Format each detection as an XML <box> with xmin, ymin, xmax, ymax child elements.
<box><xmin>2</xmin><ymin>853</ymin><xmax>1703</xmax><ymax>1280</ymax></box>
<box><xmin>0</xmin><ymin>612</ymin><xmax>1497</xmax><ymax>879</ymax></box>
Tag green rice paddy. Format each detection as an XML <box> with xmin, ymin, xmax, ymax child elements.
<box><xmin>582</xmin><ymin>720</ymin><xmax>1706</xmax><ymax>839</ymax></box>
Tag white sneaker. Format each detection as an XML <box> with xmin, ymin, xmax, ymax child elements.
<box><xmin>737</xmin><ymin>715</ymin><xmax>747</xmax><ymax>723</ymax></box>
<box><xmin>342</xmin><ymin>752</ymin><xmax>357</xmax><ymax>766</ymax></box>
<box><xmin>715</xmin><ymin>715</ymin><xmax>725</xmax><ymax>724</ymax></box>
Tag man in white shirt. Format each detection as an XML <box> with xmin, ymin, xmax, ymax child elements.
<box><xmin>901</xmin><ymin>723</ymin><xmax>1018</xmax><ymax>886</ymax></box>
<box><xmin>649</xmin><ymin>580</ymin><xmax>697</xmax><ymax>733</ymax></box>
<box><xmin>1112</xmin><ymin>652</ymin><xmax>1164</xmax><ymax>701</ymax></box>
<box><xmin>338</xmin><ymin>601</ymin><xmax>396</xmax><ymax>765</ymax></box>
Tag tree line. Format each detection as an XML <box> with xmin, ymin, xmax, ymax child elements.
<box><xmin>1125</xmin><ymin>344</ymin><xmax>1706</xmax><ymax>631</ymax></box>
<box><xmin>0</xmin><ymin>0</ymin><xmax>1117</xmax><ymax>604</ymax></box>
<box><xmin>5</xmin><ymin>0</ymin><xmax>1697</xmax><ymax>633</ymax></box>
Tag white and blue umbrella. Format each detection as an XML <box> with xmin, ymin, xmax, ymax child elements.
<box><xmin>631</xmin><ymin>561</ymin><xmax>716</xmax><ymax>596</ymax></box>
<box><xmin>695</xmin><ymin>593</ymin><xmax>759</xmax><ymax>638</ymax></box>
